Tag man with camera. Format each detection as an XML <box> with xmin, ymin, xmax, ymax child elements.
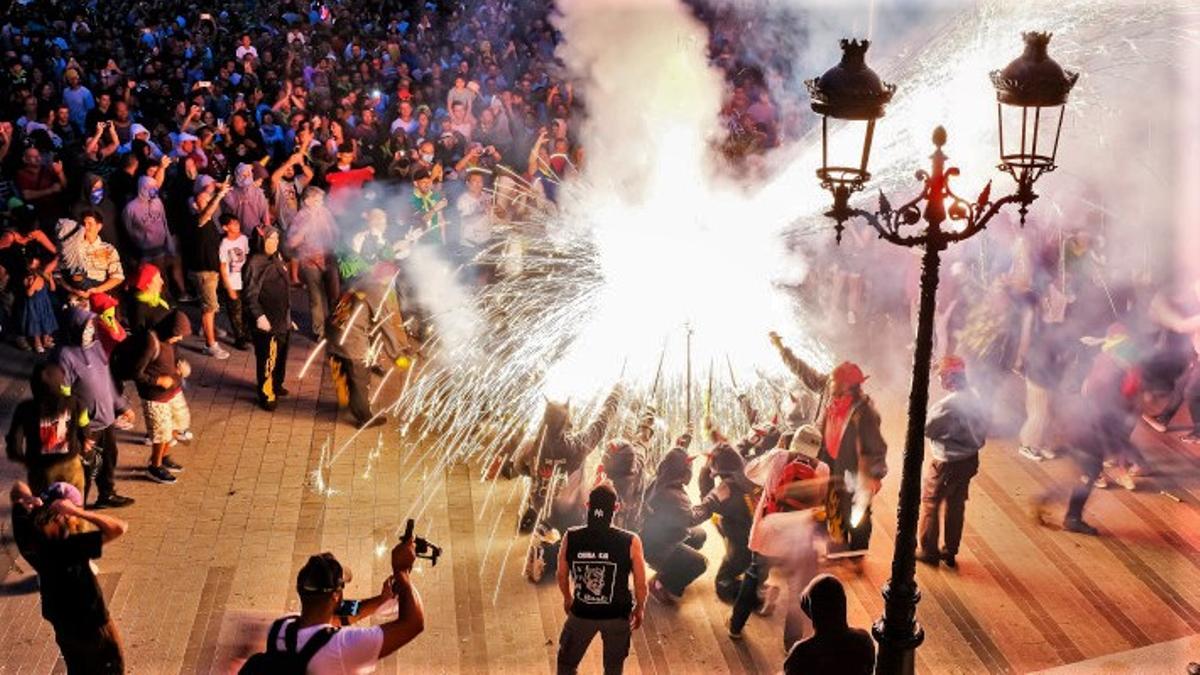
<box><xmin>555</xmin><ymin>483</ymin><xmax>648</xmax><ymax>675</ymax></box>
<box><xmin>244</xmin><ymin>539</ymin><xmax>425</xmax><ymax>673</ymax></box>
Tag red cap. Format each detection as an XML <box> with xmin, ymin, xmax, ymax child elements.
<box><xmin>831</xmin><ymin>361</ymin><xmax>868</xmax><ymax>387</ymax></box>
<box><xmin>133</xmin><ymin>262</ymin><xmax>161</xmax><ymax>292</ymax></box>
<box><xmin>89</xmin><ymin>292</ymin><xmax>119</xmax><ymax>312</ymax></box>
<box><xmin>937</xmin><ymin>354</ymin><xmax>966</xmax><ymax>376</ymax></box>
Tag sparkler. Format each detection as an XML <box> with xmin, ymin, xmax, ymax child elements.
<box><xmin>298</xmin><ymin>0</ymin><xmax>1192</xmax><ymax>602</ymax></box>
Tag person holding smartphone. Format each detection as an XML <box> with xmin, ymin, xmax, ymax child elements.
<box><xmin>249</xmin><ymin>539</ymin><xmax>425</xmax><ymax>674</ymax></box>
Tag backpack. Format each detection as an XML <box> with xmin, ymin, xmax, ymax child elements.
<box><xmin>108</xmin><ymin>331</ymin><xmax>158</xmax><ymax>384</ymax></box>
<box><xmin>238</xmin><ymin>616</ymin><xmax>339</xmax><ymax>675</ymax></box>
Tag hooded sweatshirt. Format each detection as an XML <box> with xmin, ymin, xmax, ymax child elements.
<box><xmin>122</xmin><ymin>176</ymin><xmax>171</xmax><ymax>259</ymax></box>
<box><xmin>70</xmin><ymin>172</ymin><xmax>120</xmax><ymax>246</ymax></box>
<box><xmin>242</xmin><ymin>228</ymin><xmax>292</xmax><ymax>333</ymax></box>
<box><xmin>54</xmin><ymin>308</ymin><xmax>130</xmax><ymax>432</ymax></box>
<box><xmin>642</xmin><ymin>445</ymin><xmax>705</xmax><ymax>560</ymax></box>
<box><xmin>784</xmin><ymin>574</ymin><xmax>875</xmax><ymax>675</ymax></box>
<box><xmin>285</xmin><ymin>187</ymin><xmax>337</xmax><ymax>264</ymax></box>
<box><xmin>221</xmin><ymin>163</ymin><xmax>270</xmax><ymax>232</ymax></box>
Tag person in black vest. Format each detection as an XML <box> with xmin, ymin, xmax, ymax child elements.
<box><xmin>555</xmin><ymin>483</ymin><xmax>648</xmax><ymax>675</ymax></box>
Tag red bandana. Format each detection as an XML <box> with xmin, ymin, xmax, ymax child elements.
<box><xmin>824</xmin><ymin>395</ymin><xmax>854</xmax><ymax>460</ymax></box>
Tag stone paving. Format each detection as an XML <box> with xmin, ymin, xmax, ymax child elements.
<box><xmin>0</xmin><ymin>311</ymin><xmax>1199</xmax><ymax>673</ymax></box>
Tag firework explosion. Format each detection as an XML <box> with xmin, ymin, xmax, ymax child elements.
<box><xmin>300</xmin><ymin>0</ymin><xmax>1196</xmax><ymax>577</ymax></box>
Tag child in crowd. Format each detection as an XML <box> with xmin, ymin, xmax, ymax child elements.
<box><xmin>218</xmin><ymin>214</ymin><xmax>250</xmax><ymax>349</ymax></box>
<box><xmin>21</xmin><ymin>257</ymin><xmax>58</xmax><ymax>353</ymax></box>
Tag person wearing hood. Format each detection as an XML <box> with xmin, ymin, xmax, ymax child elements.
<box><xmin>730</xmin><ymin>425</ymin><xmax>830</xmax><ymax>647</ymax></box>
<box><xmin>130</xmin><ymin>309</ymin><xmax>192</xmax><ymax>484</ymax></box>
<box><xmin>286</xmin><ymin>186</ymin><xmax>339</xmax><ymax>339</ymax></box>
<box><xmin>694</xmin><ymin>441</ymin><xmax>757</xmax><ymax>604</ymax></box>
<box><xmin>221</xmin><ymin>162</ymin><xmax>271</xmax><ymax>236</ymax></box>
<box><xmin>783</xmin><ymin>574</ymin><xmax>875</xmax><ymax>675</ymax></box>
<box><xmin>54</xmin><ymin>307</ymin><xmax>135</xmax><ymax>508</ymax></box>
<box><xmin>56</xmin><ymin>212</ymin><xmax>124</xmax><ymax>310</ymax></box>
<box><xmin>326</xmin><ymin>262</ymin><xmax>410</xmax><ymax>428</ymax></box>
<box><xmin>598</xmin><ymin>408</ymin><xmax>658</xmax><ymax>532</ymax></box>
<box><xmin>641</xmin><ymin>431</ymin><xmax>709</xmax><ymax>605</ymax></box>
<box><xmin>123</xmin><ymin>175</ymin><xmax>185</xmax><ymax>299</ymax></box>
<box><xmin>69</xmin><ymin>173</ymin><xmax>120</xmax><ymax>249</ymax></box>
<box><xmin>6</xmin><ymin>362</ymin><xmax>88</xmax><ymax>495</ymax></box>
<box><xmin>242</xmin><ymin>226</ymin><xmax>293</xmax><ymax>411</ymax></box>
<box><xmin>769</xmin><ymin>333</ymin><xmax>888</xmax><ymax>559</ymax></box>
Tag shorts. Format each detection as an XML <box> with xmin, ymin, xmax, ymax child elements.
<box><xmin>194</xmin><ymin>271</ymin><xmax>220</xmax><ymax>313</ymax></box>
<box><xmin>143</xmin><ymin>391</ymin><xmax>191</xmax><ymax>444</ymax></box>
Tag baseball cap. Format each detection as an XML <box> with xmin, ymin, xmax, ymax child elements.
<box><xmin>586</xmin><ymin>484</ymin><xmax>618</xmax><ymax>525</ymax></box>
<box><xmin>297</xmin><ymin>552</ymin><xmax>349</xmax><ymax>595</ymax></box>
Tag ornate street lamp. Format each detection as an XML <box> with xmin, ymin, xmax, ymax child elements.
<box><xmin>806</xmin><ymin>33</ymin><xmax>1078</xmax><ymax>675</ymax></box>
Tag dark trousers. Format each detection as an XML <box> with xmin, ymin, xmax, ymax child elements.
<box><xmin>556</xmin><ymin>614</ymin><xmax>631</xmax><ymax>675</ymax></box>
<box><xmin>650</xmin><ymin>528</ymin><xmax>708</xmax><ymax>596</ymax></box>
<box><xmin>730</xmin><ymin>553</ymin><xmax>768</xmax><ymax>632</ymax></box>
<box><xmin>714</xmin><ymin>536</ymin><xmax>752</xmax><ymax>603</ymax></box>
<box><xmin>918</xmin><ymin>454</ymin><xmax>980</xmax><ymax>557</ymax></box>
<box><xmin>299</xmin><ymin>262</ymin><xmax>338</xmax><ymax>339</ymax></box>
<box><xmin>252</xmin><ymin>330</ymin><xmax>289</xmax><ymax>404</ymax></box>
<box><xmin>54</xmin><ymin>619</ymin><xmax>124</xmax><ymax>674</ymax></box>
<box><xmin>1067</xmin><ymin>450</ymin><xmax>1104</xmax><ymax>521</ymax></box>
<box><xmin>220</xmin><ymin>289</ymin><xmax>247</xmax><ymax>343</ymax></box>
<box><xmin>332</xmin><ymin>355</ymin><xmax>373</xmax><ymax>424</ymax></box>
<box><xmin>85</xmin><ymin>426</ymin><xmax>120</xmax><ymax>501</ymax></box>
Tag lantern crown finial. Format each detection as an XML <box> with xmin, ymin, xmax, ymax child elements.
<box><xmin>807</xmin><ymin>38</ymin><xmax>896</xmax><ymax>121</ymax></box>
<box><xmin>991</xmin><ymin>31</ymin><xmax>1078</xmax><ymax>107</ymax></box>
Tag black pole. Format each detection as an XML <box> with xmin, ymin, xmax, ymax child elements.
<box><xmin>872</xmin><ymin>238</ymin><xmax>942</xmax><ymax>674</ymax></box>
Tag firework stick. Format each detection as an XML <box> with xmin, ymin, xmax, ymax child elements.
<box><xmin>685</xmin><ymin>324</ymin><xmax>694</xmax><ymax>427</ymax></box>
<box><xmin>720</xmin><ymin>353</ymin><xmax>739</xmax><ymax>389</ymax></box>
<box><xmin>650</xmin><ymin>338</ymin><xmax>668</xmax><ymax>404</ymax></box>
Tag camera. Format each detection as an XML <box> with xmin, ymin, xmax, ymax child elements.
<box><xmin>401</xmin><ymin>519</ymin><xmax>441</xmax><ymax>566</ymax></box>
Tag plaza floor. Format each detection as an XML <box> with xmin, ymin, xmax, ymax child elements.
<box><xmin>1</xmin><ymin>318</ymin><xmax>1199</xmax><ymax>674</ymax></box>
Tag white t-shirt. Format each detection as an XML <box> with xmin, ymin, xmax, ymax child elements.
<box><xmin>218</xmin><ymin>235</ymin><xmax>250</xmax><ymax>291</ymax></box>
<box><xmin>272</xmin><ymin>621</ymin><xmax>384</xmax><ymax>675</ymax></box>
<box><xmin>236</xmin><ymin>45</ymin><xmax>259</xmax><ymax>61</ymax></box>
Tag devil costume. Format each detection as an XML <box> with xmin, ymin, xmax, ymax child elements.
<box><xmin>773</xmin><ymin>339</ymin><xmax>888</xmax><ymax>556</ymax></box>
<box><xmin>514</xmin><ymin>385</ymin><xmax>623</xmax><ymax>534</ymax></box>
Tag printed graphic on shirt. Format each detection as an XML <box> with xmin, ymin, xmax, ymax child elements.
<box><xmin>572</xmin><ymin>560</ymin><xmax>617</xmax><ymax>605</ymax></box>
<box><xmin>39</xmin><ymin>412</ymin><xmax>71</xmax><ymax>454</ymax></box>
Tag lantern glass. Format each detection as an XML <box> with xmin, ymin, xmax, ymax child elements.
<box><xmin>997</xmin><ymin>101</ymin><xmax>1065</xmax><ymax>174</ymax></box>
<box><xmin>818</xmin><ymin>115</ymin><xmax>878</xmax><ymax>190</ymax></box>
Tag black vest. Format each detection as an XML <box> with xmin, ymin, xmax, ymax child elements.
<box><xmin>565</xmin><ymin>524</ymin><xmax>635</xmax><ymax>620</ymax></box>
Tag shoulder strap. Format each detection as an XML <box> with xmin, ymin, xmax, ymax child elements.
<box><xmin>283</xmin><ymin>618</ymin><xmax>301</xmax><ymax>655</ymax></box>
<box><xmin>296</xmin><ymin>626</ymin><xmax>339</xmax><ymax>666</ymax></box>
<box><xmin>265</xmin><ymin>616</ymin><xmax>297</xmax><ymax>653</ymax></box>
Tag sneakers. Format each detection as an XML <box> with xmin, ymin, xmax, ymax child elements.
<box><xmin>727</xmin><ymin>619</ymin><xmax>743</xmax><ymax>640</ymax></box>
<box><xmin>232</xmin><ymin>339</ymin><xmax>250</xmax><ymax>351</ymax></box>
<box><xmin>161</xmin><ymin>455</ymin><xmax>184</xmax><ymax>472</ymax></box>
<box><xmin>941</xmin><ymin>552</ymin><xmax>958</xmax><ymax>568</ymax></box>
<box><xmin>756</xmin><ymin>584</ymin><xmax>780</xmax><ymax>617</ymax></box>
<box><xmin>147</xmin><ymin>465</ymin><xmax>177</xmax><ymax>484</ymax></box>
<box><xmin>648</xmin><ymin>577</ymin><xmax>677</xmax><ymax>606</ymax></box>
<box><xmin>1039</xmin><ymin>446</ymin><xmax>1058</xmax><ymax>460</ymax></box>
<box><xmin>204</xmin><ymin>343</ymin><xmax>230</xmax><ymax>360</ymax></box>
<box><xmin>1113</xmin><ymin>470</ymin><xmax>1135</xmax><ymax>491</ymax></box>
<box><xmin>175</xmin><ymin>430</ymin><xmax>194</xmax><ymax>444</ymax></box>
<box><xmin>1063</xmin><ymin>517</ymin><xmax>1099</xmax><ymax>536</ymax></box>
<box><xmin>1092</xmin><ymin>474</ymin><xmax>1109</xmax><ymax>489</ymax></box>
<box><xmin>1019</xmin><ymin>446</ymin><xmax>1044</xmax><ymax>462</ymax></box>
<box><xmin>93</xmin><ymin>493</ymin><xmax>135</xmax><ymax>509</ymax></box>
<box><xmin>916</xmin><ymin>550</ymin><xmax>941</xmax><ymax>567</ymax></box>
<box><xmin>359</xmin><ymin>416</ymin><xmax>387</xmax><ymax>430</ymax></box>
<box><xmin>277</xmin><ymin>387</ymin><xmax>291</xmax><ymax>397</ymax></box>
<box><xmin>1142</xmin><ymin>414</ymin><xmax>1168</xmax><ymax>433</ymax></box>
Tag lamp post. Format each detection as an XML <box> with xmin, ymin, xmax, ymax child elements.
<box><xmin>806</xmin><ymin>33</ymin><xmax>1078</xmax><ymax>675</ymax></box>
